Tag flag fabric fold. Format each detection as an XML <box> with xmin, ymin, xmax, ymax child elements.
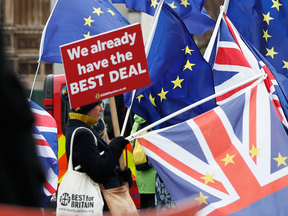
<box><xmin>225</xmin><ymin>0</ymin><xmax>288</xmax><ymax>118</ymax></box>
<box><xmin>244</xmin><ymin>39</ymin><xmax>288</xmax><ymax>128</ymax></box>
<box><xmin>112</xmin><ymin>0</ymin><xmax>215</xmax><ymax>35</ymax></box>
<box><xmin>29</xmin><ymin>100</ymin><xmax>58</xmax><ymax>208</ymax></box>
<box><xmin>137</xmin><ymin>81</ymin><xmax>288</xmax><ymax>215</ymax></box>
<box><xmin>207</xmin><ymin>12</ymin><xmax>288</xmax><ymax>127</ymax></box>
<box><xmin>39</xmin><ymin>0</ymin><xmax>130</xmax><ymax>63</ymax></box>
<box><xmin>123</xmin><ymin>0</ymin><xmax>216</xmax><ymax>129</ymax></box>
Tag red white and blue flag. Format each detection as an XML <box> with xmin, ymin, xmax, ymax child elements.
<box><xmin>244</xmin><ymin>37</ymin><xmax>288</xmax><ymax>130</ymax></box>
<box><xmin>207</xmin><ymin>13</ymin><xmax>288</xmax><ymax>128</ymax></box>
<box><xmin>138</xmin><ymin>82</ymin><xmax>288</xmax><ymax>215</ymax></box>
<box><xmin>29</xmin><ymin>100</ymin><xmax>58</xmax><ymax>208</ymax></box>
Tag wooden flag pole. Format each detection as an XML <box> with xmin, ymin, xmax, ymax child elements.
<box><xmin>109</xmin><ymin>97</ymin><xmax>126</xmax><ymax>171</ymax></box>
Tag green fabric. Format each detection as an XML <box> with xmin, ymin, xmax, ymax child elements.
<box><xmin>131</xmin><ymin>115</ymin><xmax>156</xmax><ymax>194</ymax></box>
<box><xmin>131</xmin><ymin>114</ymin><xmax>146</xmax><ymax>135</ymax></box>
<box><xmin>135</xmin><ymin>168</ymin><xmax>156</xmax><ymax>194</ymax></box>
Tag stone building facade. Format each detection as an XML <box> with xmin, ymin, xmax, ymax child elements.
<box><xmin>1</xmin><ymin>0</ymin><xmax>53</xmax><ymax>103</ymax></box>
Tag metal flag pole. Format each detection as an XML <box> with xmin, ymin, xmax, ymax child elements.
<box><xmin>203</xmin><ymin>6</ymin><xmax>224</xmax><ymax>62</ymax></box>
<box><xmin>204</xmin><ymin>0</ymin><xmax>231</xmax><ymax>62</ymax></box>
<box><xmin>29</xmin><ymin>62</ymin><xmax>41</xmax><ymax>100</ymax></box>
<box><xmin>223</xmin><ymin>0</ymin><xmax>231</xmax><ymax>14</ymax></box>
<box><xmin>120</xmin><ymin>90</ymin><xmax>135</xmax><ymax>136</ymax></box>
<box><xmin>119</xmin><ymin>0</ymin><xmax>165</xmax><ymax>136</ymax></box>
<box><xmin>126</xmin><ymin>73</ymin><xmax>266</xmax><ymax>141</ymax></box>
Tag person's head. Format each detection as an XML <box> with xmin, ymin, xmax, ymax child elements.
<box><xmin>61</xmin><ymin>86</ymin><xmax>104</xmax><ymax>120</ymax></box>
<box><xmin>86</xmin><ymin>101</ymin><xmax>104</xmax><ymax>120</ymax></box>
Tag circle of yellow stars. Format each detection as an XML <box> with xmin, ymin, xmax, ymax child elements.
<box><xmin>136</xmin><ymin>45</ymin><xmax>195</xmax><ymax>107</ymax></box>
<box><xmin>83</xmin><ymin>6</ymin><xmax>119</xmax><ymax>39</ymax></box>
<box><xmin>261</xmin><ymin>0</ymin><xmax>288</xmax><ymax>69</ymax></box>
<box><xmin>150</xmin><ymin>0</ymin><xmax>191</xmax><ymax>9</ymax></box>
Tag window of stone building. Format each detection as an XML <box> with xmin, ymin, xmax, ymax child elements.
<box><xmin>18</xmin><ymin>62</ymin><xmax>39</xmax><ymax>75</ymax></box>
<box><xmin>45</xmin><ymin>63</ymin><xmax>53</xmax><ymax>75</ymax></box>
<box><xmin>16</xmin><ymin>36</ymin><xmax>40</xmax><ymax>50</ymax></box>
<box><xmin>13</xmin><ymin>0</ymin><xmax>50</xmax><ymax>25</ymax></box>
<box><xmin>6</xmin><ymin>60</ymin><xmax>14</xmax><ymax>71</ymax></box>
<box><xmin>3</xmin><ymin>34</ymin><xmax>11</xmax><ymax>47</ymax></box>
<box><xmin>0</xmin><ymin>1</ymin><xmax>3</xmax><ymax>23</ymax></box>
<box><xmin>31</xmin><ymin>63</ymin><xmax>38</xmax><ymax>74</ymax></box>
<box><xmin>41</xmin><ymin>0</ymin><xmax>51</xmax><ymax>25</ymax></box>
<box><xmin>18</xmin><ymin>62</ymin><xmax>29</xmax><ymax>75</ymax></box>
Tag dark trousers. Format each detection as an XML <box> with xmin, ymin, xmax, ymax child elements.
<box><xmin>140</xmin><ymin>193</ymin><xmax>155</xmax><ymax>210</ymax></box>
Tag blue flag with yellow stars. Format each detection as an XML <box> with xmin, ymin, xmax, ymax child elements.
<box><xmin>39</xmin><ymin>0</ymin><xmax>130</xmax><ymax>63</ymax></box>
<box><xmin>226</xmin><ymin>0</ymin><xmax>288</xmax><ymax>106</ymax></box>
<box><xmin>123</xmin><ymin>0</ymin><xmax>216</xmax><ymax>129</ymax></box>
<box><xmin>112</xmin><ymin>0</ymin><xmax>215</xmax><ymax>35</ymax></box>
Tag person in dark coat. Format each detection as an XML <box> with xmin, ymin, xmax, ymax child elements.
<box><xmin>61</xmin><ymin>88</ymin><xmax>132</xmax><ymax>211</ymax></box>
<box><xmin>0</xmin><ymin>29</ymin><xmax>45</xmax><ymax>207</ymax></box>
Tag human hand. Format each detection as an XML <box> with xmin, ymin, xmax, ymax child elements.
<box><xmin>116</xmin><ymin>166</ymin><xmax>132</xmax><ymax>182</ymax></box>
<box><xmin>110</xmin><ymin>136</ymin><xmax>129</xmax><ymax>149</ymax></box>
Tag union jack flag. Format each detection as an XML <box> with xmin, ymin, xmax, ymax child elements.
<box><xmin>29</xmin><ymin>100</ymin><xmax>58</xmax><ymax>208</ymax></box>
<box><xmin>207</xmin><ymin>13</ymin><xmax>288</xmax><ymax>128</ymax></box>
<box><xmin>137</xmin><ymin>82</ymin><xmax>288</xmax><ymax>215</ymax></box>
<box><xmin>225</xmin><ymin>0</ymin><xmax>288</xmax><ymax>105</ymax></box>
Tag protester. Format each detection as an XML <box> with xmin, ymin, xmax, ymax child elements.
<box><xmin>0</xmin><ymin>29</ymin><xmax>45</xmax><ymax>207</ymax></box>
<box><xmin>155</xmin><ymin>173</ymin><xmax>176</xmax><ymax>213</ymax></box>
<box><xmin>131</xmin><ymin>114</ymin><xmax>176</xmax><ymax>213</ymax></box>
<box><xmin>131</xmin><ymin>115</ymin><xmax>156</xmax><ymax>211</ymax></box>
<box><xmin>61</xmin><ymin>87</ymin><xmax>133</xmax><ymax>212</ymax></box>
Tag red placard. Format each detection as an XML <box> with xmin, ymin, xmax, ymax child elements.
<box><xmin>60</xmin><ymin>23</ymin><xmax>150</xmax><ymax>109</ymax></box>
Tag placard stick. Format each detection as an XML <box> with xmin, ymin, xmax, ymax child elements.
<box><xmin>109</xmin><ymin>97</ymin><xmax>126</xmax><ymax>171</ymax></box>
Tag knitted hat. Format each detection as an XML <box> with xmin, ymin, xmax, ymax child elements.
<box><xmin>61</xmin><ymin>86</ymin><xmax>102</xmax><ymax>115</ymax></box>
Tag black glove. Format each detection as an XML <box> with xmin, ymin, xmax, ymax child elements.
<box><xmin>116</xmin><ymin>166</ymin><xmax>132</xmax><ymax>182</ymax></box>
<box><xmin>110</xmin><ymin>136</ymin><xmax>129</xmax><ymax>149</ymax></box>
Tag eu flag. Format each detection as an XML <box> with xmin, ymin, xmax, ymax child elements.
<box><xmin>112</xmin><ymin>0</ymin><xmax>215</xmax><ymax>35</ymax></box>
<box><xmin>226</xmin><ymin>0</ymin><xmax>288</xmax><ymax>105</ymax></box>
<box><xmin>39</xmin><ymin>0</ymin><xmax>130</xmax><ymax>63</ymax></box>
<box><xmin>124</xmin><ymin>0</ymin><xmax>216</xmax><ymax>129</ymax></box>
